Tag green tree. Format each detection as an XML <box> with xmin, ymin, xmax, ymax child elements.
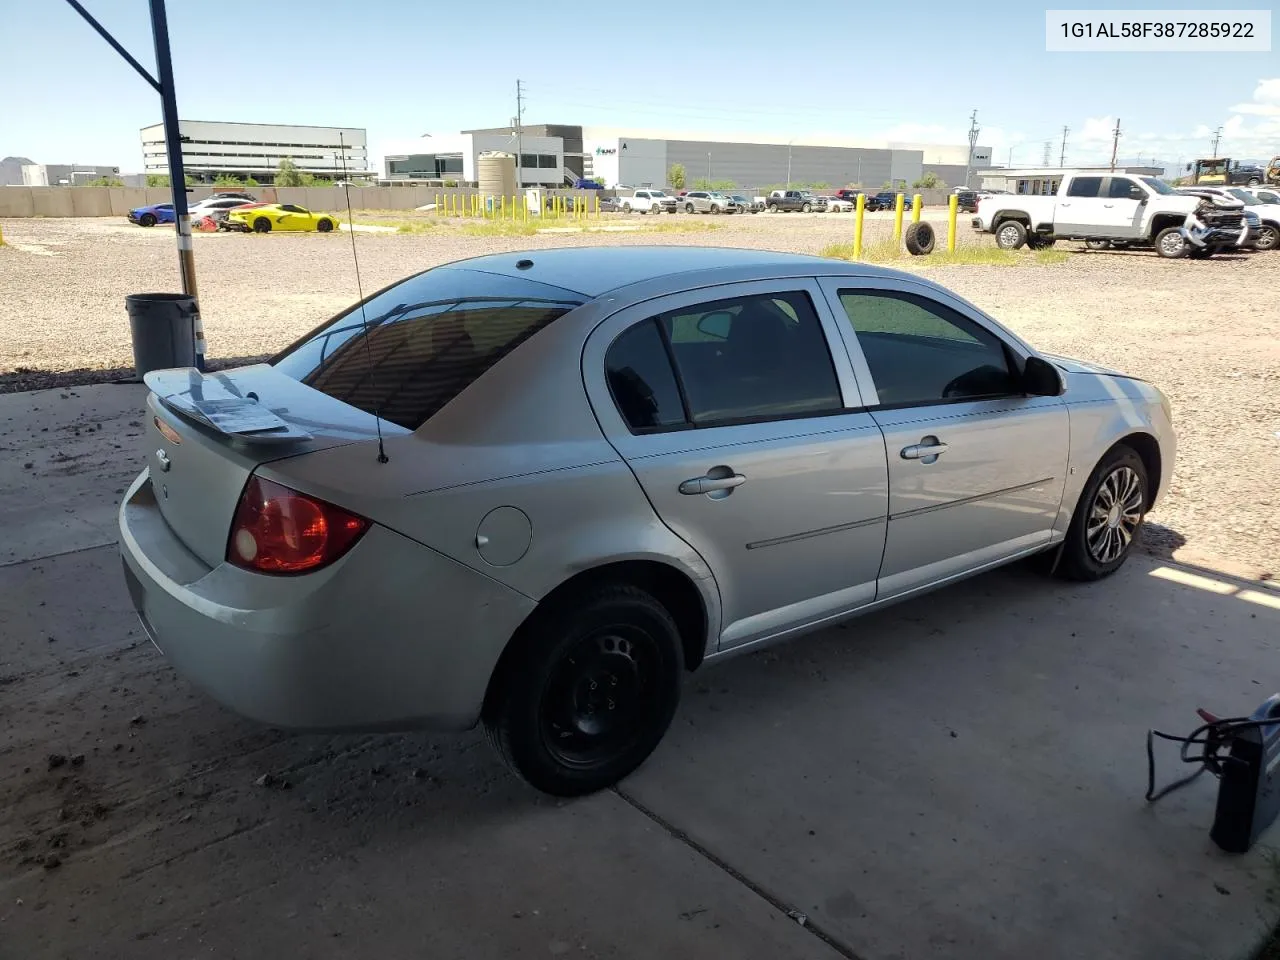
<box><xmin>692</xmin><ymin>178</ymin><xmax>737</xmax><ymax>191</ymax></box>
<box><xmin>244</xmin><ymin>176</ymin><xmax>260</xmax><ymax>187</ymax></box>
<box><xmin>667</xmin><ymin>163</ymin><xmax>686</xmax><ymax>190</ymax></box>
<box><xmin>911</xmin><ymin>171</ymin><xmax>942</xmax><ymax>189</ymax></box>
<box><xmin>145</xmin><ymin>174</ymin><xmax>193</xmax><ymax>187</ymax></box>
<box><xmin>213</xmin><ymin>173</ymin><xmax>245</xmax><ymax>187</ymax></box>
<box><xmin>592</xmin><ymin>176</ymin><xmax>607</xmax><ymax>188</ymax></box>
<box><xmin>84</xmin><ymin>176</ymin><xmax>124</xmax><ymax>187</ymax></box>
<box><xmin>275</xmin><ymin>157</ymin><xmax>304</xmax><ymax>187</ymax></box>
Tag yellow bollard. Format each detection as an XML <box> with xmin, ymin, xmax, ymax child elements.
<box><xmin>911</xmin><ymin>194</ymin><xmax>922</xmax><ymax>224</ymax></box>
<box><xmin>947</xmin><ymin>194</ymin><xmax>958</xmax><ymax>252</ymax></box>
<box><xmin>435</xmin><ymin>193</ymin><xmax>440</xmax><ymax>216</ymax></box>
<box><xmin>522</xmin><ymin>194</ymin><xmax>528</xmax><ymax>222</ymax></box>
<box><xmin>594</xmin><ymin>193</ymin><xmax>599</xmax><ymax>218</ymax></box>
<box><xmin>500</xmin><ymin>195</ymin><xmax>505</xmax><ymax>219</ymax></box>
<box><xmin>853</xmin><ymin>193</ymin><xmax>866</xmax><ymax>259</ymax></box>
<box><xmin>893</xmin><ymin>193</ymin><xmax>905</xmax><ymax>246</ymax></box>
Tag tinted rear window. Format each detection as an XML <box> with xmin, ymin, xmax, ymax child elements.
<box><xmin>273</xmin><ymin>267</ymin><xmax>584</xmax><ymax>429</ymax></box>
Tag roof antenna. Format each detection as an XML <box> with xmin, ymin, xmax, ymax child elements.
<box><xmin>337</xmin><ymin>131</ymin><xmax>388</xmax><ymax>464</ymax></box>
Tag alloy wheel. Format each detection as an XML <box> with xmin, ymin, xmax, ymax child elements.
<box><xmin>1086</xmin><ymin>466</ymin><xmax>1143</xmax><ymax>564</ymax></box>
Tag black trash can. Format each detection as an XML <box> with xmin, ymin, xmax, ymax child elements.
<box><xmin>125</xmin><ymin>293</ymin><xmax>198</xmax><ymax>377</ymax></box>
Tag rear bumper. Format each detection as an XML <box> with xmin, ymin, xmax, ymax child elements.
<box><xmin>118</xmin><ymin>470</ymin><xmax>536</xmax><ymax>732</ymax></box>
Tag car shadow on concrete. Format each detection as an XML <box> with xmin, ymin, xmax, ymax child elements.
<box><xmin>3</xmin><ymin>548</ymin><xmax>1278</xmax><ymax>960</ymax></box>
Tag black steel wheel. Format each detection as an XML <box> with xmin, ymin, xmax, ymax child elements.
<box><xmin>483</xmin><ymin>584</ymin><xmax>683</xmax><ymax>796</ymax></box>
<box><xmin>139</xmin><ymin>213</ymin><xmax>157</xmax><ymax>227</ymax></box>
<box><xmin>252</xmin><ymin>217</ymin><xmax>272</xmax><ymax>233</ymax></box>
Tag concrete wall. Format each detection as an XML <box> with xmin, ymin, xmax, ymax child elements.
<box><xmin>0</xmin><ymin>185</ymin><xmax>448</xmax><ymax>217</ymax></box>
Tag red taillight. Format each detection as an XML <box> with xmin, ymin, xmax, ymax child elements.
<box><xmin>227</xmin><ymin>476</ymin><xmax>370</xmax><ymax>575</ymax></box>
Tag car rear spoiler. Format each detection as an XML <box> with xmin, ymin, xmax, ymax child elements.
<box><xmin>144</xmin><ymin>367</ymin><xmax>314</xmax><ymax>444</ymax></box>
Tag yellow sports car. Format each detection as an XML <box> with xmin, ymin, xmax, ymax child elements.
<box><xmin>225</xmin><ymin>203</ymin><xmax>341</xmax><ymax>234</ymax></box>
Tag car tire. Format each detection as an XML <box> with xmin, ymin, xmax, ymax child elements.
<box><xmin>1084</xmin><ymin>238</ymin><xmax>1111</xmax><ymax>250</ymax></box>
<box><xmin>903</xmin><ymin>220</ymin><xmax>936</xmax><ymax>255</ymax></box>
<box><xmin>1248</xmin><ymin>178</ymin><xmax>1261</xmax><ymax>187</ymax></box>
<box><xmin>710</xmin><ymin>205</ymin><xmax>720</xmax><ymax>214</ymax></box>
<box><xmin>1055</xmin><ymin>445</ymin><xmax>1148</xmax><ymax>582</ymax></box>
<box><xmin>1026</xmin><ymin>234</ymin><xmax>1056</xmax><ymax>249</ymax></box>
<box><xmin>1188</xmin><ymin>247</ymin><xmax>1213</xmax><ymax>259</ymax></box>
<box><xmin>252</xmin><ymin>217</ymin><xmax>272</xmax><ymax>234</ymax></box>
<box><xmin>1154</xmin><ymin>226</ymin><xmax>1187</xmax><ymax>258</ymax></box>
<box><xmin>801</xmin><ymin>202</ymin><xmax>812</xmax><ymax>213</ymax></box>
<box><xmin>766</xmin><ymin>203</ymin><xmax>777</xmax><ymax>212</ymax></box>
<box><xmin>650</xmin><ymin>203</ymin><xmax>660</xmax><ymax>214</ymax></box>
<box><xmin>316</xmin><ymin>218</ymin><xmax>333</xmax><ymax>233</ymax></box>
<box><xmin>1251</xmin><ymin>224</ymin><xmax>1279</xmax><ymax>250</ymax></box>
<box><xmin>483</xmin><ymin>584</ymin><xmax>684</xmax><ymax>797</ymax></box>
<box><xmin>994</xmin><ymin>220</ymin><xmax>1027</xmax><ymax>250</ymax></box>
<box><xmin>686</xmin><ymin>203</ymin><xmax>695</xmax><ymax>213</ymax></box>
<box><xmin>139</xmin><ymin>213</ymin><xmax>157</xmax><ymax>227</ymax></box>
<box><xmin>622</xmin><ymin>202</ymin><xmax>632</xmax><ymax>213</ymax></box>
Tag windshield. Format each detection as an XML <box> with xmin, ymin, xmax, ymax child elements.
<box><xmin>1140</xmin><ymin>177</ymin><xmax>1176</xmax><ymax>195</ymax></box>
<box><xmin>648</xmin><ymin>190</ymin><xmax>666</xmax><ymax>197</ymax></box>
<box><xmin>273</xmin><ymin>268</ymin><xmax>585</xmax><ymax>429</ymax></box>
<box><xmin>1225</xmin><ymin>188</ymin><xmax>1255</xmax><ymax>204</ymax></box>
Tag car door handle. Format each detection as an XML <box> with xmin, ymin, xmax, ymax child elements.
<box><xmin>679</xmin><ymin>473</ymin><xmax>746</xmax><ymax>495</ymax></box>
<box><xmin>1102</xmin><ymin>203</ymin><xmax>1115</xmax><ymax>208</ymax></box>
<box><xmin>900</xmin><ymin>441</ymin><xmax>948</xmax><ymax>460</ymax></box>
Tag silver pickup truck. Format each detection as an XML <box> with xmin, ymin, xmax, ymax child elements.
<box><xmin>972</xmin><ymin>171</ymin><xmax>1251</xmax><ymax>259</ymax></box>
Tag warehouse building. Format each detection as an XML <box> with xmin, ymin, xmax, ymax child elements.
<box><xmin>139</xmin><ymin>120</ymin><xmax>370</xmax><ymax>182</ymax></box>
<box><xmin>19</xmin><ymin>163</ymin><xmax>122</xmax><ymax>186</ymax></box>
<box><xmin>380</xmin><ymin>123</ymin><xmax>991</xmax><ymax>191</ymax></box>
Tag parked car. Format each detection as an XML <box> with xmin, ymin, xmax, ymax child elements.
<box><xmin>871</xmin><ymin>192</ymin><xmax>913</xmax><ymax>211</ymax></box>
<box><xmin>682</xmin><ymin>191</ymin><xmax>732</xmax><ymax>214</ymax></box>
<box><xmin>974</xmin><ymin>172</ymin><xmax>1250</xmax><ymax>258</ymax></box>
<box><xmin>1176</xmin><ymin>185</ymin><xmax>1279</xmax><ymax>251</ymax></box>
<box><xmin>766</xmin><ymin>190</ymin><xmax>825</xmax><ymax>212</ymax></box>
<box><xmin>822</xmin><ymin>196</ymin><xmax>854</xmax><ymax>212</ymax></box>
<box><xmin>208</xmin><ymin>191</ymin><xmax>257</xmax><ymax>203</ymax></box>
<box><xmin>224</xmin><ymin>203</ymin><xmax>341</xmax><ymax>234</ymax></box>
<box><xmin>119</xmin><ymin>246</ymin><xmax>1174</xmax><ymax>796</ymax></box>
<box><xmin>621</xmin><ymin>189</ymin><xmax>677</xmax><ymax>214</ymax></box>
<box><xmin>1247</xmin><ymin>187</ymin><xmax>1280</xmax><ymax>205</ymax></box>
<box><xmin>832</xmin><ymin>189</ymin><xmax>861</xmax><ymax>204</ymax></box>
<box><xmin>573</xmin><ymin>179</ymin><xmax>605</xmax><ymax>190</ymax></box>
<box><xmin>598</xmin><ymin>196</ymin><xmax>624</xmax><ymax>213</ymax></box>
<box><xmin>189</xmin><ymin>196</ymin><xmax>257</xmax><ymax>221</ymax></box>
<box><xmin>955</xmin><ymin>190</ymin><xmax>980</xmax><ymax>213</ymax></box>
<box><xmin>127</xmin><ymin>202</ymin><xmax>175</xmax><ymax>227</ymax></box>
<box><xmin>729</xmin><ymin>194</ymin><xmax>762</xmax><ymax>213</ymax></box>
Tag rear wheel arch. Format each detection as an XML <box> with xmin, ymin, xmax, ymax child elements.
<box><xmin>483</xmin><ymin>559</ymin><xmax>711</xmax><ymax>715</ymax></box>
<box><xmin>992</xmin><ymin>211</ymin><xmax>1031</xmax><ymax>229</ymax></box>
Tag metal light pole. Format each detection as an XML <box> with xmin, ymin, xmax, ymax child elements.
<box><xmin>706</xmin><ymin>152</ymin><xmax>711</xmax><ymax>183</ymax></box>
<box><xmin>63</xmin><ymin>0</ymin><xmax>204</xmax><ymax>369</ymax></box>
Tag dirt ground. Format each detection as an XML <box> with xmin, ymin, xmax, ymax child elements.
<box><xmin>1</xmin><ymin>214</ymin><xmax>1277</xmax><ymax>574</ymax></box>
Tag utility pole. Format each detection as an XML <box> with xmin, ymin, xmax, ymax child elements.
<box><xmin>514</xmin><ymin>78</ymin><xmax>525</xmax><ymax>188</ymax></box>
<box><xmin>1109</xmin><ymin>118</ymin><xmax>1122</xmax><ymax>171</ymax></box>
<box><xmin>1059</xmin><ymin>126</ymin><xmax>1069</xmax><ymax>167</ymax></box>
<box><xmin>786</xmin><ymin>139</ymin><xmax>793</xmax><ymax>189</ymax></box>
<box><xmin>963</xmin><ymin>109</ymin><xmax>979</xmax><ymax>188</ymax></box>
<box><xmin>1210</xmin><ymin>125</ymin><xmax>1223</xmax><ymax>157</ymax></box>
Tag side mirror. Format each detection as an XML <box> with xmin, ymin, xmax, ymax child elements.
<box><xmin>1022</xmin><ymin>356</ymin><xmax>1064</xmax><ymax>397</ymax></box>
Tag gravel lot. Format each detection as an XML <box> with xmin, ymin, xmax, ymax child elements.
<box><xmin>2</xmin><ymin>213</ymin><xmax>1277</xmax><ymax>572</ymax></box>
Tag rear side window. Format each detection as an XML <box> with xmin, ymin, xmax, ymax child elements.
<box><xmin>1066</xmin><ymin>177</ymin><xmax>1102</xmax><ymax>198</ymax></box>
<box><xmin>605</xmin><ymin>321</ymin><xmax>687</xmax><ymax>432</ymax></box>
<box><xmin>605</xmin><ymin>291</ymin><xmax>842</xmax><ymax>431</ymax></box>
<box><xmin>273</xmin><ymin>267</ymin><xmax>584</xmax><ymax>429</ymax></box>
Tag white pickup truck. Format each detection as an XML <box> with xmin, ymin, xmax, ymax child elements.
<box><xmin>972</xmin><ymin>171</ymin><xmax>1251</xmax><ymax>259</ymax></box>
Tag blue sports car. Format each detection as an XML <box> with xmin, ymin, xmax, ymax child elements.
<box><xmin>127</xmin><ymin>203</ymin><xmax>175</xmax><ymax>227</ymax></box>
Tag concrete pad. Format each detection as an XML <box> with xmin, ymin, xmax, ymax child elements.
<box><xmin>622</xmin><ymin>558</ymin><xmax>1280</xmax><ymax>960</ymax></box>
<box><xmin>0</xmin><ymin>384</ymin><xmax>148</xmax><ymax>566</ymax></box>
<box><xmin>0</xmin><ymin>548</ymin><xmax>839</xmax><ymax>960</ymax></box>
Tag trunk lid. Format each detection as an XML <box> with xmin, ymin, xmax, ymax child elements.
<box><xmin>143</xmin><ymin>365</ymin><xmax>408</xmax><ymax>567</ymax></box>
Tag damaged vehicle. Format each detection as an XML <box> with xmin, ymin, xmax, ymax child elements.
<box><xmin>974</xmin><ymin>172</ymin><xmax>1251</xmax><ymax>258</ymax></box>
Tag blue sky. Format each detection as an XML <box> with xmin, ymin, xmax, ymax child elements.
<box><xmin>3</xmin><ymin>0</ymin><xmax>1276</xmax><ymax>172</ymax></box>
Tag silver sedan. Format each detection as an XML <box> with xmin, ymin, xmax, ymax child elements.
<box><xmin>119</xmin><ymin>247</ymin><xmax>1175</xmax><ymax>795</ymax></box>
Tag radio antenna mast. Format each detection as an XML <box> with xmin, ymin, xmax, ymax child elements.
<box><xmin>337</xmin><ymin>132</ymin><xmax>388</xmax><ymax>464</ymax></box>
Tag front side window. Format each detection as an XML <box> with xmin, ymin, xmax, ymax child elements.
<box><xmin>1107</xmin><ymin>178</ymin><xmax>1143</xmax><ymax>200</ymax></box>
<box><xmin>1066</xmin><ymin>177</ymin><xmax>1102</xmax><ymax>198</ymax></box>
<box><xmin>273</xmin><ymin>268</ymin><xmax>584</xmax><ymax>429</ymax></box>
<box><xmin>836</xmin><ymin>290</ymin><xmax>1019</xmax><ymax>407</ymax></box>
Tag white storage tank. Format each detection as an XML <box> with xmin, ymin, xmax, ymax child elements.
<box><xmin>477</xmin><ymin>151</ymin><xmax>517</xmax><ymax>200</ymax></box>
